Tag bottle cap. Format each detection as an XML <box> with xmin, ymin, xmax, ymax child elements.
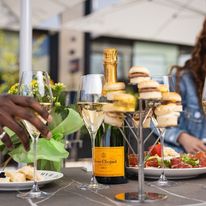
<box><xmin>103</xmin><ymin>48</ymin><xmax>118</xmax><ymax>64</ymax></box>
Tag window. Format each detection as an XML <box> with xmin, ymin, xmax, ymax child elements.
<box><xmin>133</xmin><ymin>42</ymin><xmax>179</xmax><ymax>76</ymax></box>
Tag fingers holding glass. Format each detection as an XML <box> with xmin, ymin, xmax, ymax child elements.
<box><xmin>17</xmin><ymin>71</ymin><xmax>53</xmax><ymax>199</ymax></box>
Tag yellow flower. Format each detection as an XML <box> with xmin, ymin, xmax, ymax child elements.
<box><xmin>8</xmin><ymin>81</ymin><xmax>66</xmax><ymax>106</ymax></box>
<box><xmin>31</xmin><ymin>79</ymin><xmax>37</xmax><ymax>86</ymax></box>
<box><xmin>51</xmin><ymin>83</ymin><xmax>65</xmax><ymax>90</ymax></box>
<box><xmin>8</xmin><ymin>83</ymin><xmax>19</xmax><ymax>94</ymax></box>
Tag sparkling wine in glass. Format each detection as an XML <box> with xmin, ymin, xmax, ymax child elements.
<box><xmin>77</xmin><ymin>74</ymin><xmax>108</xmax><ymax>190</ymax></box>
<box><xmin>17</xmin><ymin>70</ymin><xmax>53</xmax><ymax>199</ymax></box>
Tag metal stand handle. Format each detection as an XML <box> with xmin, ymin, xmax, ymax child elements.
<box><xmin>138</xmin><ymin>99</ymin><xmax>145</xmax><ymax>202</ymax></box>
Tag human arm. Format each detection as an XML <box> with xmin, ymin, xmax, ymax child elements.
<box><xmin>163</xmin><ymin>73</ymin><xmax>187</xmax><ymax>148</ymax></box>
<box><xmin>164</xmin><ymin>72</ymin><xmax>206</xmax><ymax>152</ymax></box>
<box><xmin>177</xmin><ymin>132</ymin><xmax>206</xmax><ymax>153</ymax></box>
<box><xmin>0</xmin><ymin>94</ymin><xmax>52</xmax><ymax>151</ymax></box>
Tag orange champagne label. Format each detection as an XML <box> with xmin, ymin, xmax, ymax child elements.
<box><xmin>94</xmin><ymin>146</ymin><xmax>124</xmax><ymax>177</ymax></box>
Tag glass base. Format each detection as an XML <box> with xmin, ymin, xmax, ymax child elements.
<box><xmin>147</xmin><ymin>179</ymin><xmax>177</xmax><ymax>187</ymax></box>
<box><xmin>17</xmin><ymin>190</ymin><xmax>50</xmax><ymax>199</ymax></box>
<box><xmin>147</xmin><ymin>173</ymin><xmax>177</xmax><ymax>187</ymax></box>
<box><xmin>79</xmin><ymin>182</ymin><xmax>109</xmax><ymax>191</ymax></box>
<box><xmin>115</xmin><ymin>192</ymin><xmax>167</xmax><ymax>203</ymax></box>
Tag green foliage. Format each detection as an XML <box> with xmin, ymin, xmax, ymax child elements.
<box><xmin>9</xmin><ymin>138</ymin><xmax>68</xmax><ymax>163</ymax></box>
<box><xmin>1</xmin><ymin>81</ymin><xmax>83</xmax><ymax>171</ymax></box>
<box><xmin>0</xmin><ymin>30</ymin><xmax>19</xmax><ymax>71</ymax></box>
<box><xmin>0</xmin><ymin>70</ymin><xmax>19</xmax><ymax>94</ymax></box>
<box><xmin>1</xmin><ymin>107</ymin><xmax>83</xmax><ymax>171</ymax></box>
<box><xmin>51</xmin><ymin>108</ymin><xmax>83</xmax><ymax>137</ymax></box>
<box><xmin>0</xmin><ymin>30</ymin><xmax>19</xmax><ymax>94</ymax></box>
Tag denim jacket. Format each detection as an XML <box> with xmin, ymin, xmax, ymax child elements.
<box><xmin>164</xmin><ymin>71</ymin><xmax>206</xmax><ymax>153</ymax></box>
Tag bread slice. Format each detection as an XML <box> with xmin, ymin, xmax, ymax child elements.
<box><xmin>5</xmin><ymin>171</ymin><xmax>26</xmax><ymax>182</ymax></box>
<box><xmin>18</xmin><ymin>165</ymin><xmax>43</xmax><ymax>181</ymax></box>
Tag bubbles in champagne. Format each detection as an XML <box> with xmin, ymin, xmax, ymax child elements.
<box><xmin>23</xmin><ymin>102</ymin><xmax>52</xmax><ymax>139</ymax></box>
<box><xmin>78</xmin><ymin>102</ymin><xmax>104</xmax><ymax>136</ymax></box>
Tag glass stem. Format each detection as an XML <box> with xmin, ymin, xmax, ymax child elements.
<box><xmin>32</xmin><ymin>136</ymin><xmax>40</xmax><ymax>192</ymax></box>
<box><xmin>160</xmin><ymin>130</ymin><xmax>166</xmax><ymax>181</ymax></box>
<box><xmin>90</xmin><ymin>132</ymin><xmax>98</xmax><ymax>185</ymax></box>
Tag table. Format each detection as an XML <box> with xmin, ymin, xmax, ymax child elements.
<box><xmin>1</xmin><ymin>168</ymin><xmax>206</xmax><ymax>206</ymax></box>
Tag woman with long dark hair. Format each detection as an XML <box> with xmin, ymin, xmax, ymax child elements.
<box><xmin>165</xmin><ymin>17</ymin><xmax>206</xmax><ymax>153</ymax></box>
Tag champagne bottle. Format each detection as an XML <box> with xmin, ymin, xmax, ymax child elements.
<box><xmin>94</xmin><ymin>48</ymin><xmax>127</xmax><ymax>184</ymax></box>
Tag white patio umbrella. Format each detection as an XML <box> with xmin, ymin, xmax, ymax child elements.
<box><xmin>0</xmin><ymin>0</ymin><xmax>85</xmax><ymax>75</ymax></box>
<box><xmin>0</xmin><ymin>0</ymin><xmax>85</xmax><ymax>30</ymax></box>
<box><xmin>64</xmin><ymin>0</ymin><xmax>206</xmax><ymax>46</ymax></box>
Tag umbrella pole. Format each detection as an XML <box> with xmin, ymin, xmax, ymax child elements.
<box><xmin>20</xmin><ymin>0</ymin><xmax>32</xmax><ymax>78</ymax></box>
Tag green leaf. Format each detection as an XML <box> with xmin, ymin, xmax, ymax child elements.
<box><xmin>52</xmin><ymin>132</ymin><xmax>64</xmax><ymax>141</ymax></box>
<box><xmin>38</xmin><ymin>159</ymin><xmax>62</xmax><ymax>172</ymax></box>
<box><xmin>51</xmin><ymin>108</ymin><xmax>83</xmax><ymax>137</ymax></box>
<box><xmin>0</xmin><ymin>127</ymin><xmax>19</xmax><ymax>147</ymax></box>
<box><xmin>9</xmin><ymin>144</ymin><xmax>33</xmax><ymax>163</ymax></box>
<box><xmin>3</xmin><ymin>107</ymin><xmax>82</xmax><ymax>171</ymax></box>
<box><xmin>0</xmin><ymin>140</ymin><xmax>4</xmax><ymax>146</ymax></box>
<box><xmin>163</xmin><ymin>160</ymin><xmax>171</xmax><ymax>168</ymax></box>
<box><xmin>9</xmin><ymin>138</ymin><xmax>69</xmax><ymax>163</ymax></box>
<box><xmin>4</xmin><ymin>127</ymin><xmax>15</xmax><ymax>136</ymax></box>
<box><xmin>181</xmin><ymin>154</ymin><xmax>199</xmax><ymax>166</ymax></box>
<box><xmin>48</xmin><ymin>108</ymin><xmax>66</xmax><ymax>129</ymax></box>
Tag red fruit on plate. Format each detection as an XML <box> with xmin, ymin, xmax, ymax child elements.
<box><xmin>194</xmin><ymin>151</ymin><xmax>206</xmax><ymax>160</ymax></box>
<box><xmin>128</xmin><ymin>154</ymin><xmax>138</xmax><ymax>167</ymax></box>
<box><xmin>194</xmin><ymin>151</ymin><xmax>206</xmax><ymax>167</ymax></box>
<box><xmin>171</xmin><ymin>162</ymin><xmax>192</xmax><ymax>168</ymax></box>
<box><xmin>148</xmin><ymin>143</ymin><xmax>162</xmax><ymax>157</ymax></box>
<box><xmin>170</xmin><ymin>157</ymin><xmax>182</xmax><ymax>166</ymax></box>
<box><xmin>145</xmin><ymin>158</ymin><xmax>159</xmax><ymax>167</ymax></box>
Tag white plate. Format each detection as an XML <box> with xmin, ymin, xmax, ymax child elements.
<box><xmin>127</xmin><ymin>166</ymin><xmax>206</xmax><ymax>179</ymax></box>
<box><xmin>0</xmin><ymin>170</ymin><xmax>63</xmax><ymax>191</ymax></box>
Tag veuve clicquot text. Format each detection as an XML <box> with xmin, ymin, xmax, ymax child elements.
<box><xmin>94</xmin><ymin>124</ymin><xmax>127</xmax><ymax>184</ymax></box>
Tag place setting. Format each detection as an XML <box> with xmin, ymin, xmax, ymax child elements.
<box><xmin>1</xmin><ymin>50</ymin><xmax>206</xmax><ymax>206</ymax></box>
<box><xmin>0</xmin><ymin>71</ymin><xmax>65</xmax><ymax>196</ymax></box>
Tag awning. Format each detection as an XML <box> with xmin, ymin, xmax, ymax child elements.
<box><xmin>64</xmin><ymin>0</ymin><xmax>206</xmax><ymax>46</ymax></box>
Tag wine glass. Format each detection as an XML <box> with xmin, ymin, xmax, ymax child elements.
<box><xmin>201</xmin><ymin>77</ymin><xmax>206</xmax><ymax>190</ymax></box>
<box><xmin>148</xmin><ymin>75</ymin><xmax>177</xmax><ymax>187</ymax></box>
<box><xmin>202</xmin><ymin>77</ymin><xmax>206</xmax><ymax>114</ymax></box>
<box><xmin>17</xmin><ymin>70</ymin><xmax>53</xmax><ymax>199</ymax></box>
<box><xmin>77</xmin><ymin>74</ymin><xmax>108</xmax><ymax>190</ymax></box>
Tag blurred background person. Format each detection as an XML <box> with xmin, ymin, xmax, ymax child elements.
<box><xmin>164</xmin><ymin>17</ymin><xmax>206</xmax><ymax>153</ymax></box>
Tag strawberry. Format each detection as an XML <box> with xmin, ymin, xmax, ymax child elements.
<box><xmin>145</xmin><ymin>157</ymin><xmax>159</xmax><ymax>167</ymax></box>
<box><xmin>148</xmin><ymin>143</ymin><xmax>162</xmax><ymax>157</ymax></box>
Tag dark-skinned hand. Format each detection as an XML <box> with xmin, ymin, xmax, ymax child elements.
<box><xmin>0</xmin><ymin>94</ymin><xmax>52</xmax><ymax>151</ymax></box>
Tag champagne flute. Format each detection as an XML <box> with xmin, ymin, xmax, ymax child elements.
<box><xmin>202</xmin><ymin>76</ymin><xmax>206</xmax><ymax>114</ymax></box>
<box><xmin>77</xmin><ymin>74</ymin><xmax>108</xmax><ymax>190</ymax></box>
<box><xmin>149</xmin><ymin>75</ymin><xmax>177</xmax><ymax>187</ymax></box>
<box><xmin>201</xmin><ymin>77</ymin><xmax>206</xmax><ymax>189</ymax></box>
<box><xmin>17</xmin><ymin>70</ymin><xmax>53</xmax><ymax>199</ymax></box>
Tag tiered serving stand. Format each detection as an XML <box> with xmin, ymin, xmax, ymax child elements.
<box><xmin>115</xmin><ymin>99</ymin><xmax>168</xmax><ymax>203</ymax></box>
